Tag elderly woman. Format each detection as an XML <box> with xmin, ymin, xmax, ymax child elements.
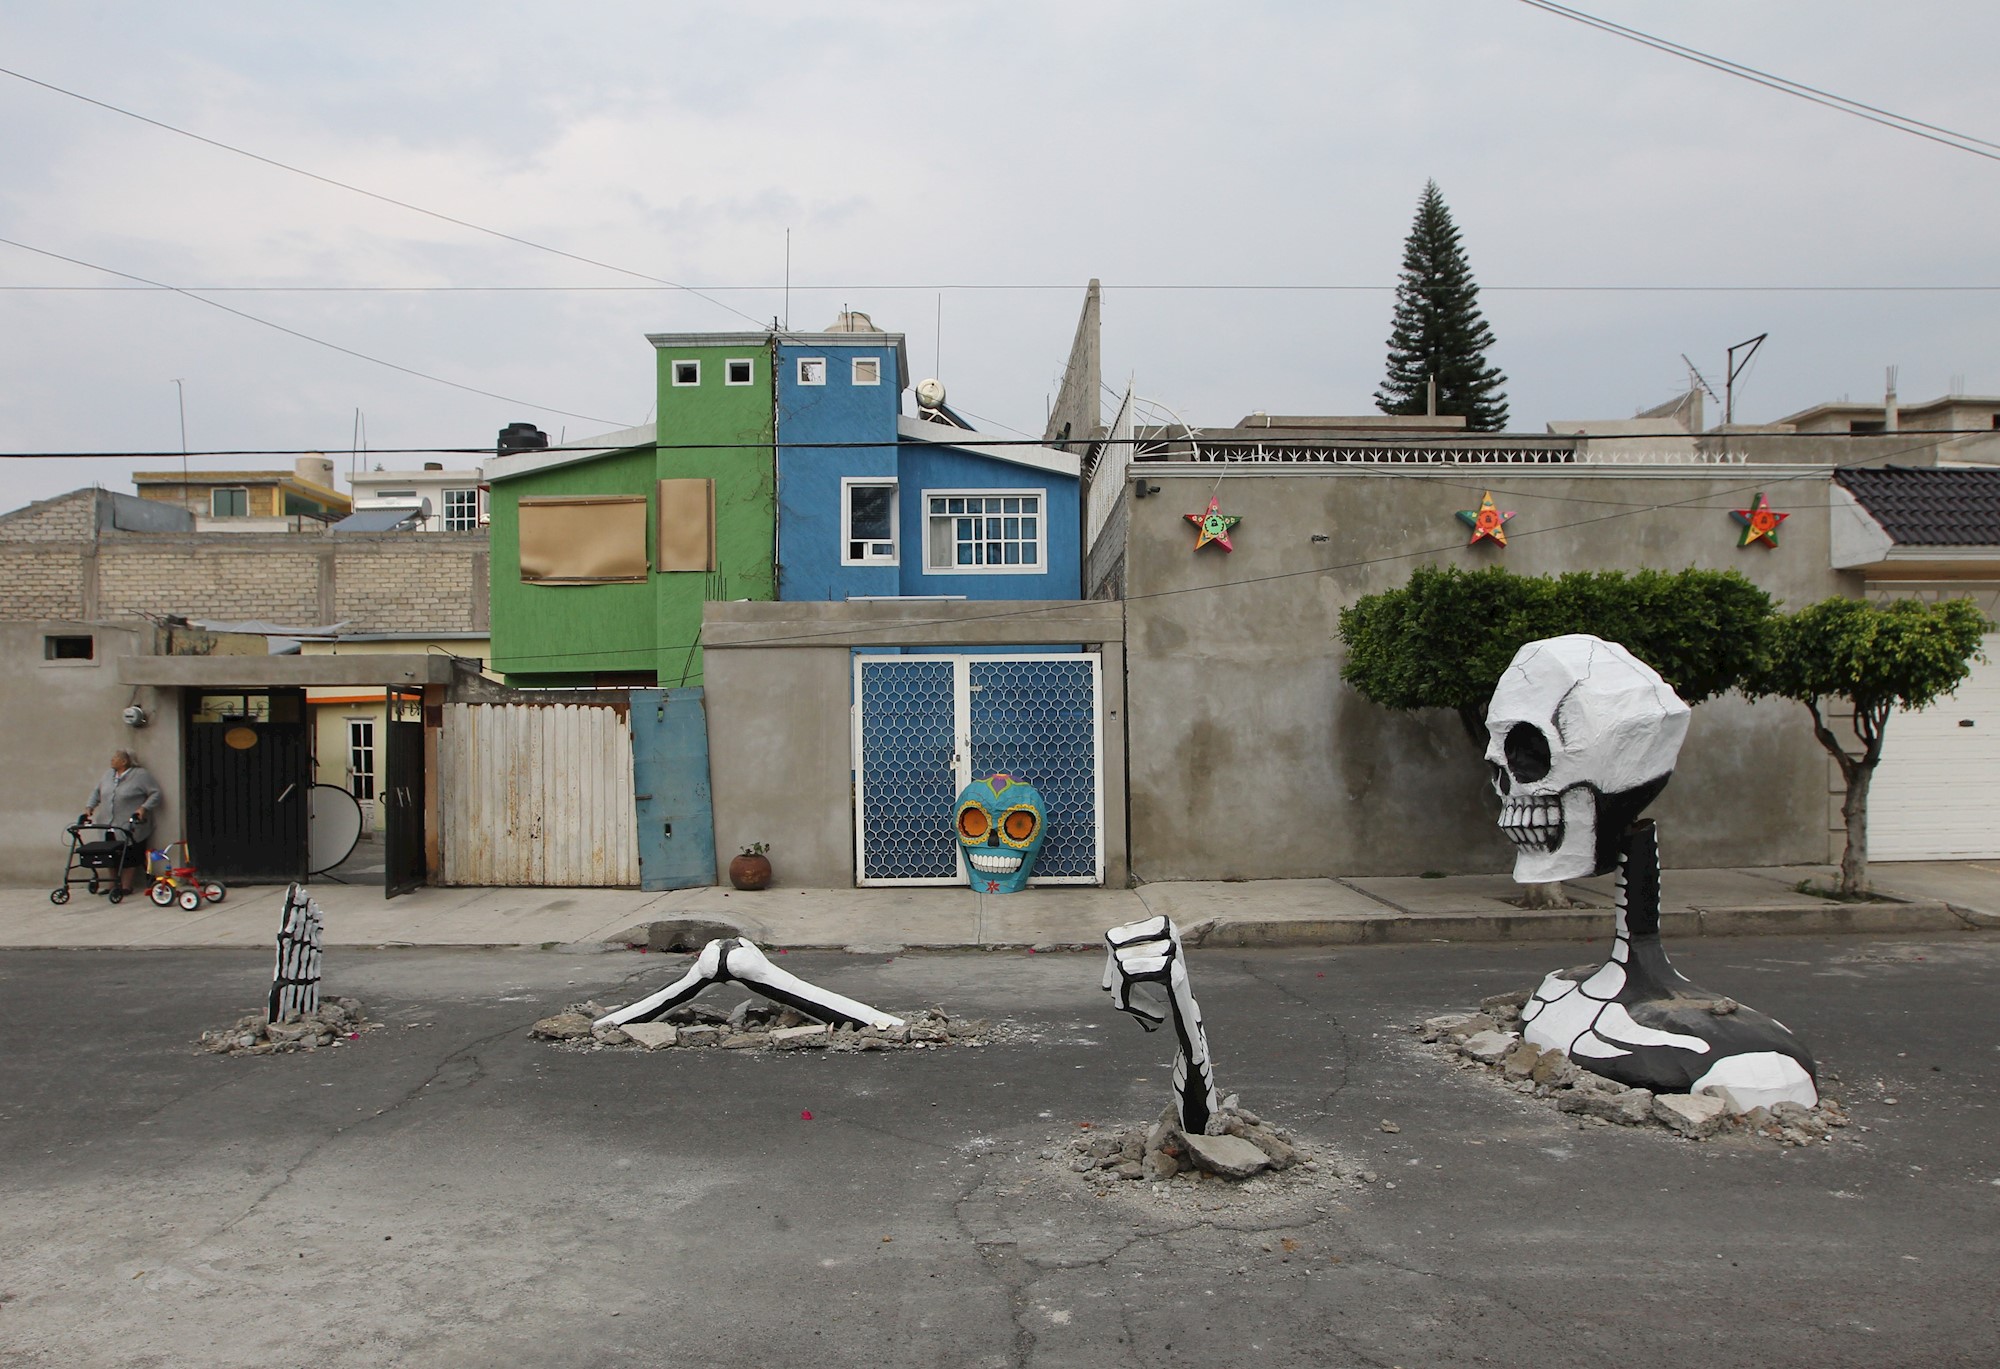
<box><xmin>83</xmin><ymin>750</ymin><xmax>163</xmax><ymax>893</ymax></box>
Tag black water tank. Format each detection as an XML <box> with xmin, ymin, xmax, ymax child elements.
<box><xmin>497</xmin><ymin>422</ymin><xmax>549</xmax><ymax>455</ymax></box>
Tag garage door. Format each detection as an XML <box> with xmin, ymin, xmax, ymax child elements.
<box><xmin>1869</xmin><ymin>634</ymin><xmax>2000</xmax><ymax>860</ymax></box>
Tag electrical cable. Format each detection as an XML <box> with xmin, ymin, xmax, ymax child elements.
<box><xmin>1516</xmin><ymin>1</ymin><xmax>2000</xmax><ymax>163</ymax></box>
<box><xmin>0</xmin><ymin>236</ymin><xmax>626</xmax><ymax>427</ymax></box>
<box><xmin>6</xmin><ymin>281</ymin><xmax>2000</xmax><ymax>294</ymax></box>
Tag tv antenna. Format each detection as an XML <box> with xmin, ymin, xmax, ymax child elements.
<box><xmin>1724</xmin><ymin>333</ymin><xmax>1767</xmax><ymax>425</ymax></box>
<box><xmin>1679</xmin><ymin>353</ymin><xmax>1718</xmax><ymax>404</ymax></box>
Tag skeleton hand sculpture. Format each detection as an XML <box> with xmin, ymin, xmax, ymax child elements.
<box><xmin>1102</xmin><ymin>916</ymin><xmax>1220</xmax><ymax>1136</ymax></box>
<box><xmin>595</xmin><ymin>937</ymin><xmax>904</xmax><ymax>1032</ymax></box>
<box><xmin>1490</xmin><ymin>636</ymin><xmax>1818</xmax><ymax>1108</ymax></box>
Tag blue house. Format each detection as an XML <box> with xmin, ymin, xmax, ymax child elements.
<box><xmin>773</xmin><ymin>316</ymin><xmax>1080</xmax><ymax>602</ymax></box>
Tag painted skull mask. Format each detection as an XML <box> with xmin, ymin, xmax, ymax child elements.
<box><xmin>954</xmin><ymin>773</ymin><xmax>1047</xmax><ymax>894</ymax></box>
<box><xmin>1484</xmin><ymin>635</ymin><xmax>1690</xmax><ymax>883</ymax></box>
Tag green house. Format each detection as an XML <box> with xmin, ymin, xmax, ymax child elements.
<box><xmin>485</xmin><ymin>334</ymin><xmax>777</xmax><ymax>687</ymax></box>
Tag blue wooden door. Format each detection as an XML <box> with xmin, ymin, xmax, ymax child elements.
<box><xmin>630</xmin><ymin>688</ymin><xmax>717</xmax><ymax>891</ymax></box>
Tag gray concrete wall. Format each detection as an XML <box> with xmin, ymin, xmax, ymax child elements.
<box><xmin>0</xmin><ymin>622</ymin><xmax>184</xmax><ymax>884</ymax></box>
<box><xmin>1122</xmin><ymin>467</ymin><xmax>1855</xmax><ymax>880</ymax></box>
<box><xmin>703</xmin><ymin>601</ymin><xmax>1128</xmax><ymax>889</ymax></box>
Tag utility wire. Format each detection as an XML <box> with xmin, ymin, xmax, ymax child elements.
<box><xmin>0</xmin><ymin>64</ymin><xmax>774</xmax><ymax>330</ymax></box>
<box><xmin>1516</xmin><ymin>1</ymin><xmax>2000</xmax><ymax>163</ymax></box>
<box><xmin>0</xmin><ymin>236</ymin><xmax>625</xmax><ymax>427</ymax></box>
<box><xmin>7</xmin><ymin>281</ymin><xmax>2000</xmax><ymax>294</ymax></box>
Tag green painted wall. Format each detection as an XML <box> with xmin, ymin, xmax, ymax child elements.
<box><xmin>487</xmin><ymin>336</ymin><xmax>777</xmax><ymax>687</ymax></box>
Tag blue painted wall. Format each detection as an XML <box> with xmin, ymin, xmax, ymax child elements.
<box><xmin>896</xmin><ymin>444</ymin><xmax>1081</xmax><ymax>599</ymax></box>
<box><xmin>775</xmin><ymin>340</ymin><xmax>901</xmax><ymax>601</ymax></box>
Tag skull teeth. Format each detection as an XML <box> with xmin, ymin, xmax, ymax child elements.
<box><xmin>1498</xmin><ymin>796</ymin><xmax>1566</xmax><ymax>854</ymax></box>
<box><xmin>969</xmin><ymin>852</ymin><xmax>1023</xmax><ymax>874</ymax></box>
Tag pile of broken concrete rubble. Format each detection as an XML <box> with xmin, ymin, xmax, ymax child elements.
<box><xmin>1415</xmin><ymin>991</ymin><xmax>1849</xmax><ymax>1147</ymax></box>
<box><xmin>199</xmin><ymin>998</ymin><xmax>380</xmax><ymax>1056</ymax></box>
<box><xmin>1066</xmin><ymin>1098</ymin><xmax>1317</xmax><ymax>1183</ymax></box>
<box><xmin>531</xmin><ymin>1001</ymin><xmax>995</xmax><ymax>1052</ymax></box>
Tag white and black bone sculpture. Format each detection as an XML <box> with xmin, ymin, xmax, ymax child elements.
<box><xmin>594</xmin><ymin>937</ymin><xmax>904</xmax><ymax>1032</ymax></box>
<box><xmin>269</xmin><ymin>883</ymin><xmax>323</xmax><ymax>1023</ymax></box>
<box><xmin>1489</xmin><ymin>635</ymin><xmax>1818</xmax><ymax>1108</ymax></box>
<box><xmin>1102</xmin><ymin>916</ymin><xmax>1222</xmax><ymax>1136</ymax></box>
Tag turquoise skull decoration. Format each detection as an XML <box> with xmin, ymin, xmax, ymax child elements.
<box><xmin>954</xmin><ymin>773</ymin><xmax>1047</xmax><ymax>894</ymax></box>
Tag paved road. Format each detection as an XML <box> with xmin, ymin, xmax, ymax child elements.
<box><xmin>2</xmin><ymin>934</ymin><xmax>1996</xmax><ymax>1367</ymax></box>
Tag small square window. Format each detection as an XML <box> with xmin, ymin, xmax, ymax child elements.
<box><xmin>725</xmin><ymin>358</ymin><xmax>754</xmax><ymax>386</ymax></box>
<box><xmin>852</xmin><ymin>357</ymin><xmax>881</xmax><ymax>386</ymax></box>
<box><xmin>211</xmin><ymin>488</ymin><xmax>248</xmax><ymax>517</ymax></box>
<box><xmin>798</xmin><ymin>357</ymin><xmax>826</xmax><ymax>386</ymax></box>
<box><xmin>672</xmin><ymin>360</ymin><xmax>701</xmax><ymax>386</ymax></box>
<box><xmin>44</xmin><ymin>634</ymin><xmax>93</xmax><ymax>661</ymax></box>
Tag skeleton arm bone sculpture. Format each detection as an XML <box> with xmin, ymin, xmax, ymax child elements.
<box><xmin>594</xmin><ymin>937</ymin><xmax>904</xmax><ymax>1032</ymax></box>
<box><xmin>1488</xmin><ymin>635</ymin><xmax>1817</xmax><ymax>1108</ymax></box>
<box><xmin>1102</xmin><ymin>916</ymin><xmax>1221</xmax><ymax>1136</ymax></box>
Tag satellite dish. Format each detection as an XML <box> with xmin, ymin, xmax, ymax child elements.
<box><xmin>308</xmin><ymin>783</ymin><xmax>364</xmax><ymax>874</ymax></box>
<box><xmin>915</xmin><ymin>378</ymin><xmax>947</xmax><ymax>410</ymax></box>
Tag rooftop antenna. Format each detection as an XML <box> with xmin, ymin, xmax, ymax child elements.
<box><xmin>1680</xmin><ymin>353</ymin><xmax>1719</xmax><ymax>404</ymax></box>
<box><xmin>783</xmin><ymin>228</ymin><xmax>791</xmax><ymax>332</ymax></box>
<box><xmin>935</xmin><ymin>292</ymin><xmax>943</xmax><ymax>382</ymax></box>
<box><xmin>170</xmin><ymin>379</ymin><xmax>188</xmax><ymax>498</ymax></box>
<box><xmin>350</xmin><ymin>407</ymin><xmax>362</xmax><ymax>480</ymax></box>
<box><xmin>1724</xmin><ymin>333</ymin><xmax>1767</xmax><ymax>425</ymax></box>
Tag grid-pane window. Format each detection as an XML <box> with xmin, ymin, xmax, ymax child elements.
<box><xmin>926</xmin><ymin>492</ymin><xmax>1041</xmax><ymax>571</ymax></box>
<box><xmin>443</xmin><ymin>488</ymin><xmax>479</xmax><ymax>530</ymax></box>
<box><xmin>347</xmin><ymin>719</ymin><xmax>376</xmax><ymax>801</ymax></box>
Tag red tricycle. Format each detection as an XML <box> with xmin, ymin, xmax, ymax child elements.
<box><xmin>146</xmin><ymin>841</ymin><xmax>228</xmax><ymax>911</ymax></box>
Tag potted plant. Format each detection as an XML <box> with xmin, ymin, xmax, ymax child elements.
<box><xmin>728</xmin><ymin>842</ymin><xmax>772</xmax><ymax>891</ymax></box>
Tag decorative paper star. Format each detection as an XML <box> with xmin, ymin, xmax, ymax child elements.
<box><xmin>985</xmin><ymin>880</ymin><xmax>1001</xmax><ymax>893</ymax></box>
<box><xmin>1184</xmin><ymin>496</ymin><xmax>1241</xmax><ymax>552</ymax></box>
<box><xmin>1456</xmin><ymin>491</ymin><xmax>1515</xmax><ymax>546</ymax></box>
<box><xmin>1730</xmin><ymin>492</ymin><xmax>1788</xmax><ymax>548</ymax></box>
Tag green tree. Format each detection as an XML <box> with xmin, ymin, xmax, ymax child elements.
<box><xmin>1746</xmin><ymin>596</ymin><xmax>1988</xmax><ymax>896</ymax></box>
<box><xmin>1338</xmin><ymin>565</ymin><xmax>1774</xmax><ymax>745</ymax></box>
<box><xmin>1375</xmin><ymin>181</ymin><xmax>1509</xmax><ymax>432</ymax></box>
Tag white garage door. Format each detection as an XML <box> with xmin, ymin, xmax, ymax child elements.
<box><xmin>1870</xmin><ymin>633</ymin><xmax>2000</xmax><ymax>860</ymax></box>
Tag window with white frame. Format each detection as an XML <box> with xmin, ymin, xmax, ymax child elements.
<box><xmin>442</xmin><ymin>488</ymin><xmax>479</xmax><ymax>531</ymax></box>
<box><xmin>671</xmin><ymin>359</ymin><xmax>701</xmax><ymax>386</ymax></box>
<box><xmin>797</xmin><ymin>357</ymin><xmax>826</xmax><ymax>386</ymax></box>
<box><xmin>842</xmin><ymin>479</ymin><xmax>898</xmax><ymax>564</ymax></box>
<box><xmin>924</xmin><ymin>490</ymin><xmax>1044</xmax><ymax>572</ymax></box>
<box><xmin>347</xmin><ymin>719</ymin><xmax>376</xmax><ymax>801</ymax></box>
<box><xmin>852</xmin><ymin>357</ymin><xmax>881</xmax><ymax>386</ymax></box>
<box><xmin>725</xmin><ymin>358</ymin><xmax>754</xmax><ymax>385</ymax></box>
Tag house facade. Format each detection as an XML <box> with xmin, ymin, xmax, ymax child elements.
<box><xmin>134</xmin><ymin>456</ymin><xmax>351</xmax><ymax>530</ymax></box>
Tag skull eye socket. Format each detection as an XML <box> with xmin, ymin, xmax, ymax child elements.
<box><xmin>1003</xmin><ymin>809</ymin><xmax>1038</xmax><ymax>843</ymax></box>
<box><xmin>957</xmin><ymin>806</ymin><xmax>990</xmax><ymax>841</ymax></box>
<box><xmin>1504</xmin><ymin>722</ymin><xmax>1553</xmax><ymax>784</ymax></box>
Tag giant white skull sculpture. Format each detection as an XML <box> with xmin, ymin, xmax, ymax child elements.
<box><xmin>1484</xmin><ymin>635</ymin><xmax>1691</xmax><ymax>883</ymax></box>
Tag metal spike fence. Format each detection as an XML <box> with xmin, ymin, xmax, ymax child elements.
<box><xmin>268</xmin><ymin>883</ymin><xmax>323</xmax><ymax>1022</ymax></box>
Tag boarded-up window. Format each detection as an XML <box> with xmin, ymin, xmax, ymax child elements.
<box><xmin>656</xmin><ymin>478</ymin><xmax>716</xmax><ymax>573</ymax></box>
<box><xmin>518</xmin><ymin>496</ymin><xmax>649</xmax><ymax>583</ymax></box>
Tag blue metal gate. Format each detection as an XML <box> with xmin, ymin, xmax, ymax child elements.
<box><xmin>630</xmin><ymin>688</ymin><xmax>717</xmax><ymax>891</ymax></box>
<box><xmin>855</xmin><ymin>654</ymin><xmax>1102</xmax><ymax>886</ymax></box>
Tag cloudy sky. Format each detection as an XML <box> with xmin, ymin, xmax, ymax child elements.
<box><xmin>3</xmin><ymin>2</ymin><xmax>1996</xmax><ymax>510</ymax></box>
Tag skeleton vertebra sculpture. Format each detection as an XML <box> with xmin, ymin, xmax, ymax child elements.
<box><xmin>1490</xmin><ymin>636</ymin><xmax>1818</xmax><ymax>1109</ymax></box>
<box><xmin>1102</xmin><ymin>916</ymin><xmax>1221</xmax><ymax>1135</ymax></box>
<box><xmin>594</xmin><ymin>937</ymin><xmax>904</xmax><ymax>1032</ymax></box>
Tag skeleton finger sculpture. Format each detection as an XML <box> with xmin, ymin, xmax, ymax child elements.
<box><xmin>1489</xmin><ymin>636</ymin><xmax>1818</xmax><ymax>1109</ymax></box>
<box><xmin>594</xmin><ymin>937</ymin><xmax>904</xmax><ymax>1032</ymax></box>
<box><xmin>1102</xmin><ymin>916</ymin><xmax>1221</xmax><ymax>1136</ymax></box>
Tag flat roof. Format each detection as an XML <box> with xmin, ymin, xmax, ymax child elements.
<box><xmin>118</xmin><ymin>654</ymin><xmax>455</xmax><ymax>688</ymax></box>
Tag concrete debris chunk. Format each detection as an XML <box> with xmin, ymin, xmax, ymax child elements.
<box><xmin>1181</xmin><ymin>1133</ymin><xmax>1273</xmax><ymax>1179</ymax></box>
<box><xmin>1652</xmin><ymin>1091</ymin><xmax>1727</xmax><ymax>1138</ymax></box>
<box><xmin>530</xmin><ymin>1013</ymin><xmax>595</xmax><ymax>1041</ymax></box>
<box><xmin>621</xmin><ymin>1022</ymin><xmax>679</xmax><ymax>1050</ymax></box>
<box><xmin>1460</xmin><ymin>1030</ymin><xmax>1519</xmax><ymax>1064</ymax></box>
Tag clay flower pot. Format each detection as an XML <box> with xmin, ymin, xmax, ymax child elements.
<box><xmin>728</xmin><ymin>852</ymin><xmax>772</xmax><ymax>891</ymax></box>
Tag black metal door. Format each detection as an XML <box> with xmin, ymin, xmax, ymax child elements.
<box><xmin>183</xmin><ymin>689</ymin><xmax>310</xmax><ymax>882</ymax></box>
<box><xmin>383</xmin><ymin>691</ymin><xmax>427</xmax><ymax>898</ymax></box>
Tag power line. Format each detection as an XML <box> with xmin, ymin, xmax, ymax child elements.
<box><xmin>0</xmin><ymin>236</ymin><xmax>626</xmax><ymax>427</ymax></box>
<box><xmin>1516</xmin><ymin>1</ymin><xmax>2000</xmax><ymax>163</ymax></box>
<box><xmin>7</xmin><ymin>281</ymin><xmax>2000</xmax><ymax>295</ymax></box>
<box><xmin>0</xmin><ymin>64</ymin><xmax>773</xmax><ymax>330</ymax></box>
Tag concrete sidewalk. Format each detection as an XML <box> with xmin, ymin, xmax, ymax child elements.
<box><xmin>1</xmin><ymin>859</ymin><xmax>1994</xmax><ymax>951</ymax></box>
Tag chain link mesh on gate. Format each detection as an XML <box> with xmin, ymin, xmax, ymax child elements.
<box><xmin>967</xmin><ymin>658</ymin><xmax>1098</xmax><ymax>879</ymax></box>
<box><xmin>858</xmin><ymin>660</ymin><xmax>959</xmax><ymax>881</ymax></box>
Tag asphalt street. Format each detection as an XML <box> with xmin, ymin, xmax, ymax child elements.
<box><xmin>2</xmin><ymin>933</ymin><xmax>1996</xmax><ymax>1368</ymax></box>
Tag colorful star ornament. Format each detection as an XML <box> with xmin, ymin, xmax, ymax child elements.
<box><xmin>1456</xmin><ymin>490</ymin><xmax>1515</xmax><ymax>546</ymax></box>
<box><xmin>1730</xmin><ymin>492</ymin><xmax>1789</xmax><ymax>548</ymax></box>
<box><xmin>1184</xmin><ymin>496</ymin><xmax>1242</xmax><ymax>552</ymax></box>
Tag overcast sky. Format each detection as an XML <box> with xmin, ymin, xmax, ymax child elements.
<box><xmin>3</xmin><ymin>2</ymin><xmax>1996</xmax><ymax>511</ymax></box>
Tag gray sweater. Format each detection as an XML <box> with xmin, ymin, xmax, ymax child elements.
<box><xmin>86</xmin><ymin>765</ymin><xmax>162</xmax><ymax>836</ymax></box>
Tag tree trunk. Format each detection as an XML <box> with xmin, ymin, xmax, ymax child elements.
<box><xmin>1839</xmin><ymin>760</ymin><xmax>1875</xmax><ymax>898</ymax></box>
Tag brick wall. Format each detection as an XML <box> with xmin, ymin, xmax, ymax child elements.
<box><xmin>0</xmin><ymin>490</ymin><xmax>97</xmax><ymax>543</ymax></box>
<box><xmin>0</xmin><ymin>514</ymin><xmax>488</xmax><ymax>633</ymax></box>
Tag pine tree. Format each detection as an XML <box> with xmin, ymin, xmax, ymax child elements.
<box><xmin>1375</xmin><ymin>181</ymin><xmax>1509</xmax><ymax>432</ymax></box>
